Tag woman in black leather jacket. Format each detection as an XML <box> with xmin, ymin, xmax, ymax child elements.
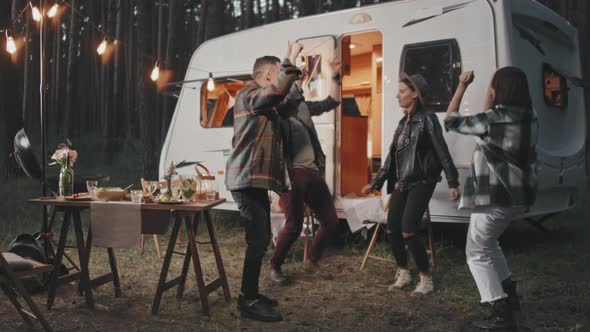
<box><xmin>361</xmin><ymin>73</ymin><xmax>460</xmax><ymax>295</ymax></box>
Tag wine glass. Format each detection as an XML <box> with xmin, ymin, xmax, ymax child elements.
<box><xmin>170</xmin><ymin>176</ymin><xmax>182</xmax><ymax>200</ymax></box>
<box><xmin>86</xmin><ymin>180</ymin><xmax>98</xmax><ymax>198</ymax></box>
<box><xmin>144</xmin><ymin>181</ymin><xmax>158</xmax><ymax>197</ymax></box>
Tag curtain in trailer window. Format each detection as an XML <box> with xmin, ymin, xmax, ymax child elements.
<box><xmin>200</xmin><ymin>78</ymin><xmax>249</xmax><ymax>128</ymax></box>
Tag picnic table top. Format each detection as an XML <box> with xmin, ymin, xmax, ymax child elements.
<box><xmin>29</xmin><ymin>197</ymin><xmax>226</xmax><ymax>211</ymax></box>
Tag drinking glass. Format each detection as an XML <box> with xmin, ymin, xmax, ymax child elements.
<box><xmin>171</xmin><ymin>179</ymin><xmax>182</xmax><ymax>200</ymax></box>
<box><xmin>86</xmin><ymin>180</ymin><xmax>98</xmax><ymax>198</ymax></box>
<box><xmin>131</xmin><ymin>190</ymin><xmax>143</xmax><ymax>203</ymax></box>
<box><xmin>144</xmin><ymin>181</ymin><xmax>158</xmax><ymax>197</ymax></box>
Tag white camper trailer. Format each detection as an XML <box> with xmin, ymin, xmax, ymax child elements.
<box><xmin>160</xmin><ymin>0</ymin><xmax>587</xmax><ymax>223</ymax></box>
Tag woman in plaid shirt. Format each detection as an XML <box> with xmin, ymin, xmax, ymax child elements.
<box><xmin>445</xmin><ymin>67</ymin><xmax>538</xmax><ymax>330</ymax></box>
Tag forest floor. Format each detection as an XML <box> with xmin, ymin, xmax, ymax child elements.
<box><xmin>0</xmin><ymin>182</ymin><xmax>589</xmax><ymax>331</ymax></box>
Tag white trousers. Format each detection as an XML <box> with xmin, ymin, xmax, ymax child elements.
<box><xmin>466</xmin><ymin>206</ymin><xmax>524</xmax><ymax>303</ymax></box>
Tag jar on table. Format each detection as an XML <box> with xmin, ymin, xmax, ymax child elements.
<box><xmin>201</xmin><ymin>175</ymin><xmax>216</xmax><ymax>201</ymax></box>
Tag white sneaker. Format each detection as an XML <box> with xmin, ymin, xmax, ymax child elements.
<box><xmin>412</xmin><ymin>274</ymin><xmax>434</xmax><ymax>295</ymax></box>
<box><xmin>388</xmin><ymin>269</ymin><xmax>412</xmax><ymax>291</ymax></box>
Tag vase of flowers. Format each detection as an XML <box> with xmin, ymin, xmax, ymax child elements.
<box><xmin>161</xmin><ymin>162</ymin><xmax>177</xmax><ymax>200</ymax></box>
<box><xmin>159</xmin><ymin>161</ymin><xmax>199</xmax><ymax>202</ymax></box>
<box><xmin>51</xmin><ymin>143</ymin><xmax>78</xmax><ymax>197</ymax></box>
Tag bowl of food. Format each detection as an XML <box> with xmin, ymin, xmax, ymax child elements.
<box><xmin>94</xmin><ymin>187</ymin><xmax>127</xmax><ymax>201</ymax></box>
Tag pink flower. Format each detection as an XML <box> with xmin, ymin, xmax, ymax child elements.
<box><xmin>167</xmin><ymin>162</ymin><xmax>177</xmax><ymax>176</ymax></box>
<box><xmin>68</xmin><ymin>150</ymin><xmax>78</xmax><ymax>167</ymax></box>
<box><xmin>51</xmin><ymin>145</ymin><xmax>77</xmax><ymax>167</ymax></box>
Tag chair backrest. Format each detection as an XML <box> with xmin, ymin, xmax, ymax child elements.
<box><xmin>13</xmin><ymin>129</ymin><xmax>42</xmax><ymax>180</ymax></box>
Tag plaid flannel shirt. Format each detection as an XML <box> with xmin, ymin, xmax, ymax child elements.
<box><xmin>225</xmin><ymin>59</ymin><xmax>301</xmax><ymax>193</ymax></box>
<box><xmin>444</xmin><ymin>105</ymin><xmax>538</xmax><ymax>208</ymax></box>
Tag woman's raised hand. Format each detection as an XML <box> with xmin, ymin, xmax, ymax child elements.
<box><xmin>459</xmin><ymin>71</ymin><xmax>475</xmax><ymax>87</ymax></box>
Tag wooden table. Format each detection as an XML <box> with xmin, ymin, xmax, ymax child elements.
<box><xmin>29</xmin><ymin>198</ymin><xmax>232</xmax><ymax>314</ymax></box>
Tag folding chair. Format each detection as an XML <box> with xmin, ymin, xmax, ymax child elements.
<box><xmin>359</xmin><ymin>196</ymin><xmax>436</xmax><ymax>271</ymax></box>
<box><xmin>300</xmin><ymin>207</ymin><xmax>315</xmax><ymax>264</ymax></box>
<box><xmin>140</xmin><ymin>178</ymin><xmax>164</xmax><ymax>259</ymax></box>
<box><xmin>0</xmin><ymin>253</ymin><xmax>53</xmax><ymax>332</ymax></box>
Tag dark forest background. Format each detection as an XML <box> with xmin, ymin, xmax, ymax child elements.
<box><xmin>0</xmin><ymin>0</ymin><xmax>588</xmax><ymax>185</ymax></box>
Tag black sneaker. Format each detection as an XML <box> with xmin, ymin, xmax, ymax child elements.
<box><xmin>258</xmin><ymin>294</ymin><xmax>279</xmax><ymax>307</ymax></box>
<box><xmin>471</xmin><ymin>298</ymin><xmax>516</xmax><ymax>331</ymax></box>
<box><xmin>238</xmin><ymin>295</ymin><xmax>283</xmax><ymax>322</ymax></box>
<box><xmin>502</xmin><ymin>278</ymin><xmax>521</xmax><ymax>312</ymax></box>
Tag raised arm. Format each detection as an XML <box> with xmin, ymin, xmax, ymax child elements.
<box><xmin>302</xmin><ymin>55</ymin><xmax>342</xmax><ymax>116</ymax></box>
<box><xmin>241</xmin><ymin>59</ymin><xmax>301</xmax><ymax>116</ymax></box>
<box><xmin>444</xmin><ymin>70</ymin><xmax>489</xmax><ymax>136</ymax></box>
<box><xmin>446</xmin><ymin>71</ymin><xmax>473</xmax><ymax>116</ymax></box>
<box><xmin>239</xmin><ymin>43</ymin><xmax>303</xmax><ymax>116</ymax></box>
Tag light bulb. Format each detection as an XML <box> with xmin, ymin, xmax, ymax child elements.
<box><xmin>151</xmin><ymin>62</ymin><xmax>160</xmax><ymax>81</ymax></box>
<box><xmin>5</xmin><ymin>32</ymin><xmax>16</xmax><ymax>54</ymax></box>
<box><xmin>31</xmin><ymin>5</ymin><xmax>42</xmax><ymax>22</ymax></box>
<box><xmin>47</xmin><ymin>4</ymin><xmax>59</xmax><ymax>18</ymax></box>
<box><xmin>207</xmin><ymin>73</ymin><xmax>215</xmax><ymax>92</ymax></box>
<box><xmin>96</xmin><ymin>39</ymin><xmax>107</xmax><ymax>55</ymax></box>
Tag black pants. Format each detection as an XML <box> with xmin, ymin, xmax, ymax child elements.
<box><xmin>387</xmin><ymin>182</ymin><xmax>436</xmax><ymax>274</ymax></box>
<box><xmin>231</xmin><ymin>188</ymin><xmax>271</xmax><ymax>299</ymax></box>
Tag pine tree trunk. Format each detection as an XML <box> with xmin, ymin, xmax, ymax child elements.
<box><xmin>272</xmin><ymin>0</ymin><xmax>280</xmax><ymax>22</ymax></box>
<box><xmin>207</xmin><ymin>0</ymin><xmax>224</xmax><ymax>40</ymax></box>
<box><xmin>64</xmin><ymin>0</ymin><xmax>78</xmax><ymax>137</ymax></box>
<box><xmin>162</xmin><ymin>0</ymin><xmax>178</xmax><ymax>138</ymax></box>
<box><xmin>196</xmin><ymin>0</ymin><xmax>209</xmax><ymax>47</ymax></box>
<box><xmin>52</xmin><ymin>12</ymin><xmax>62</xmax><ymax>137</ymax></box>
<box><xmin>245</xmin><ymin>0</ymin><xmax>254</xmax><ymax>28</ymax></box>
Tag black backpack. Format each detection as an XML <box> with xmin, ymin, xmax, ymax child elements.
<box><xmin>7</xmin><ymin>234</ymin><xmax>49</xmax><ymax>293</ymax></box>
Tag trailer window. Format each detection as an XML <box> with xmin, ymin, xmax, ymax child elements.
<box><xmin>200</xmin><ymin>76</ymin><xmax>250</xmax><ymax>128</ymax></box>
<box><xmin>400</xmin><ymin>39</ymin><xmax>461</xmax><ymax>112</ymax></box>
<box><xmin>543</xmin><ymin>64</ymin><xmax>568</xmax><ymax>109</ymax></box>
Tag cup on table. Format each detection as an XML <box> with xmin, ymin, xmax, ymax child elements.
<box><xmin>131</xmin><ymin>190</ymin><xmax>143</xmax><ymax>203</ymax></box>
<box><xmin>86</xmin><ymin>180</ymin><xmax>98</xmax><ymax>198</ymax></box>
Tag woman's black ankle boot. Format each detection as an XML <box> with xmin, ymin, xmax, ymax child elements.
<box><xmin>502</xmin><ymin>278</ymin><xmax>521</xmax><ymax>311</ymax></box>
<box><xmin>472</xmin><ymin>298</ymin><xmax>516</xmax><ymax>330</ymax></box>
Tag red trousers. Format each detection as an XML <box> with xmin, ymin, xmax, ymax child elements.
<box><xmin>270</xmin><ymin>168</ymin><xmax>338</xmax><ymax>268</ymax></box>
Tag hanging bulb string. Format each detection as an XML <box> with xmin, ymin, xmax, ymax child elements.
<box><xmin>0</xmin><ymin>1</ymin><xmax>33</xmax><ymax>33</ymax></box>
<box><xmin>60</xmin><ymin>0</ymin><xmax>110</xmax><ymax>38</ymax></box>
<box><xmin>1</xmin><ymin>0</ymin><xmax>329</xmax><ymax>82</ymax></box>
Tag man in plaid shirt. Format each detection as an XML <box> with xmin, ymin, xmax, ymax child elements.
<box><xmin>445</xmin><ymin>68</ymin><xmax>538</xmax><ymax>330</ymax></box>
<box><xmin>225</xmin><ymin>43</ymin><xmax>302</xmax><ymax>322</ymax></box>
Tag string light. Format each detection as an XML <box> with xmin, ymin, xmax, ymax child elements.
<box><xmin>151</xmin><ymin>61</ymin><xmax>160</xmax><ymax>81</ymax></box>
<box><xmin>5</xmin><ymin>31</ymin><xmax>17</xmax><ymax>54</ymax></box>
<box><xmin>30</xmin><ymin>3</ymin><xmax>42</xmax><ymax>22</ymax></box>
<box><xmin>1</xmin><ymin>1</ymin><xmax>237</xmax><ymax>87</ymax></box>
<box><xmin>47</xmin><ymin>3</ymin><xmax>60</xmax><ymax>18</ymax></box>
<box><xmin>207</xmin><ymin>73</ymin><xmax>215</xmax><ymax>92</ymax></box>
<box><xmin>96</xmin><ymin>38</ymin><xmax>107</xmax><ymax>55</ymax></box>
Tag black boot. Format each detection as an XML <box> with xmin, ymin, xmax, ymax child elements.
<box><xmin>472</xmin><ymin>298</ymin><xmax>516</xmax><ymax>330</ymax></box>
<box><xmin>502</xmin><ymin>278</ymin><xmax>521</xmax><ymax>311</ymax></box>
<box><xmin>237</xmin><ymin>294</ymin><xmax>283</xmax><ymax>322</ymax></box>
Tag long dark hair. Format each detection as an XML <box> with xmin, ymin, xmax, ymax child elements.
<box><xmin>400</xmin><ymin>77</ymin><xmax>423</xmax><ymax>110</ymax></box>
<box><xmin>491</xmin><ymin>67</ymin><xmax>532</xmax><ymax>109</ymax></box>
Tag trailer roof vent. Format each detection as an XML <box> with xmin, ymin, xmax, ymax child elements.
<box><xmin>351</xmin><ymin>13</ymin><xmax>372</xmax><ymax>25</ymax></box>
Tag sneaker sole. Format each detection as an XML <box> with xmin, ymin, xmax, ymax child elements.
<box><xmin>240</xmin><ymin>310</ymin><xmax>283</xmax><ymax>322</ymax></box>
